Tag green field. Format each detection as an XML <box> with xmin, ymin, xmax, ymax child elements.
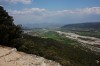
<box><xmin>36</xmin><ymin>31</ymin><xmax>79</xmax><ymax>45</ymax></box>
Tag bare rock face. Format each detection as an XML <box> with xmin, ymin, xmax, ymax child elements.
<box><xmin>0</xmin><ymin>46</ymin><xmax>61</xmax><ymax>66</ymax></box>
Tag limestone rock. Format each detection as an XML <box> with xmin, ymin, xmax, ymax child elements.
<box><xmin>0</xmin><ymin>46</ymin><xmax>61</xmax><ymax>66</ymax></box>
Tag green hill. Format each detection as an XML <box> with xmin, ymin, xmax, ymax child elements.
<box><xmin>61</xmin><ymin>22</ymin><xmax>100</xmax><ymax>38</ymax></box>
<box><xmin>61</xmin><ymin>22</ymin><xmax>100</xmax><ymax>31</ymax></box>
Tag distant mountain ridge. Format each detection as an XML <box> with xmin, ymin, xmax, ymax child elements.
<box><xmin>61</xmin><ymin>22</ymin><xmax>100</xmax><ymax>31</ymax></box>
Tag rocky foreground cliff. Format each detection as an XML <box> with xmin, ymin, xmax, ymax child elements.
<box><xmin>0</xmin><ymin>45</ymin><xmax>61</xmax><ymax>66</ymax></box>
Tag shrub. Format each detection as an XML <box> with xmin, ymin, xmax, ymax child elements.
<box><xmin>0</xmin><ymin>6</ymin><xmax>22</xmax><ymax>45</ymax></box>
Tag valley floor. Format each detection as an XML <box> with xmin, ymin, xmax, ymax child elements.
<box><xmin>56</xmin><ymin>31</ymin><xmax>100</xmax><ymax>53</ymax></box>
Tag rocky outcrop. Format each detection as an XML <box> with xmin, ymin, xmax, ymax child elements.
<box><xmin>0</xmin><ymin>46</ymin><xmax>61</xmax><ymax>66</ymax></box>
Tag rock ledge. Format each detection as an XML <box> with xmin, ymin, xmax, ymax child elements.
<box><xmin>0</xmin><ymin>45</ymin><xmax>61</xmax><ymax>66</ymax></box>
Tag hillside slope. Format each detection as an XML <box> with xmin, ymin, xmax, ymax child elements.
<box><xmin>0</xmin><ymin>45</ymin><xmax>61</xmax><ymax>66</ymax></box>
<box><xmin>61</xmin><ymin>22</ymin><xmax>100</xmax><ymax>31</ymax></box>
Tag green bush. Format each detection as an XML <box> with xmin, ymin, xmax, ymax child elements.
<box><xmin>0</xmin><ymin>6</ymin><xmax>22</xmax><ymax>45</ymax></box>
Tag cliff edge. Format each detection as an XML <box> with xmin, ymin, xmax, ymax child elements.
<box><xmin>0</xmin><ymin>45</ymin><xmax>61</xmax><ymax>66</ymax></box>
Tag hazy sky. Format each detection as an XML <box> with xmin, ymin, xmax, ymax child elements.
<box><xmin>1</xmin><ymin>0</ymin><xmax>100</xmax><ymax>25</ymax></box>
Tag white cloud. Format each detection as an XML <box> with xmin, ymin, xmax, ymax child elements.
<box><xmin>75</xmin><ymin>7</ymin><xmax>100</xmax><ymax>14</ymax></box>
<box><xmin>56</xmin><ymin>7</ymin><xmax>100</xmax><ymax>15</ymax></box>
<box><xmin>9</xmin><ymin>7</ymin><xmax>100</xmax><ymax>16</ymax></box>
<box><xmin>8</xmin><ymin>7</ymin><xmax>100</xmax><ymax>24</ymax></box>
<box><xmin>2</xmin><ymin>0</ymin><xmax>32</xmax><ymax>4</ymax></box>
<box><xmin>10</xmin><ymin>8</ymin><xmax>47</xmax><ymax>15</ymax></box>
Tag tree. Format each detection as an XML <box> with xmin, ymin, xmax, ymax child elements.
<box><xmin>0</xmin><ymin>6</ymin><xmax>22</xmax><ymax>45</ymax></box>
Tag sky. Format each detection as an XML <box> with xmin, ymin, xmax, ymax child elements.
<box><xmin>0</xmin><ymin>0</ymin><xmax>100</xmax><ymax>26</ymax></box>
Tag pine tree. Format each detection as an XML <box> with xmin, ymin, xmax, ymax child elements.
<box><xmin>0</xmin><ymin>6</ymin><xmax>22</xmax><ymax>44</ymax></box>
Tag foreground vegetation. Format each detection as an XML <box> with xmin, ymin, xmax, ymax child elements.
<box><xmin>0</xmin><ymin>6</ymin><xmax>22</xmax><ymax>44</ymax></box>
<box><xmin>9</xmin><ymin>34</ymin><xmax>100</xmax><ymax>66</ymax></box>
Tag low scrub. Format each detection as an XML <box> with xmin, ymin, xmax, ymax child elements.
<box><xmin>9</xmin><ymin>34</ymin><xmax>100</xmax><ymax>66</ymax></box>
